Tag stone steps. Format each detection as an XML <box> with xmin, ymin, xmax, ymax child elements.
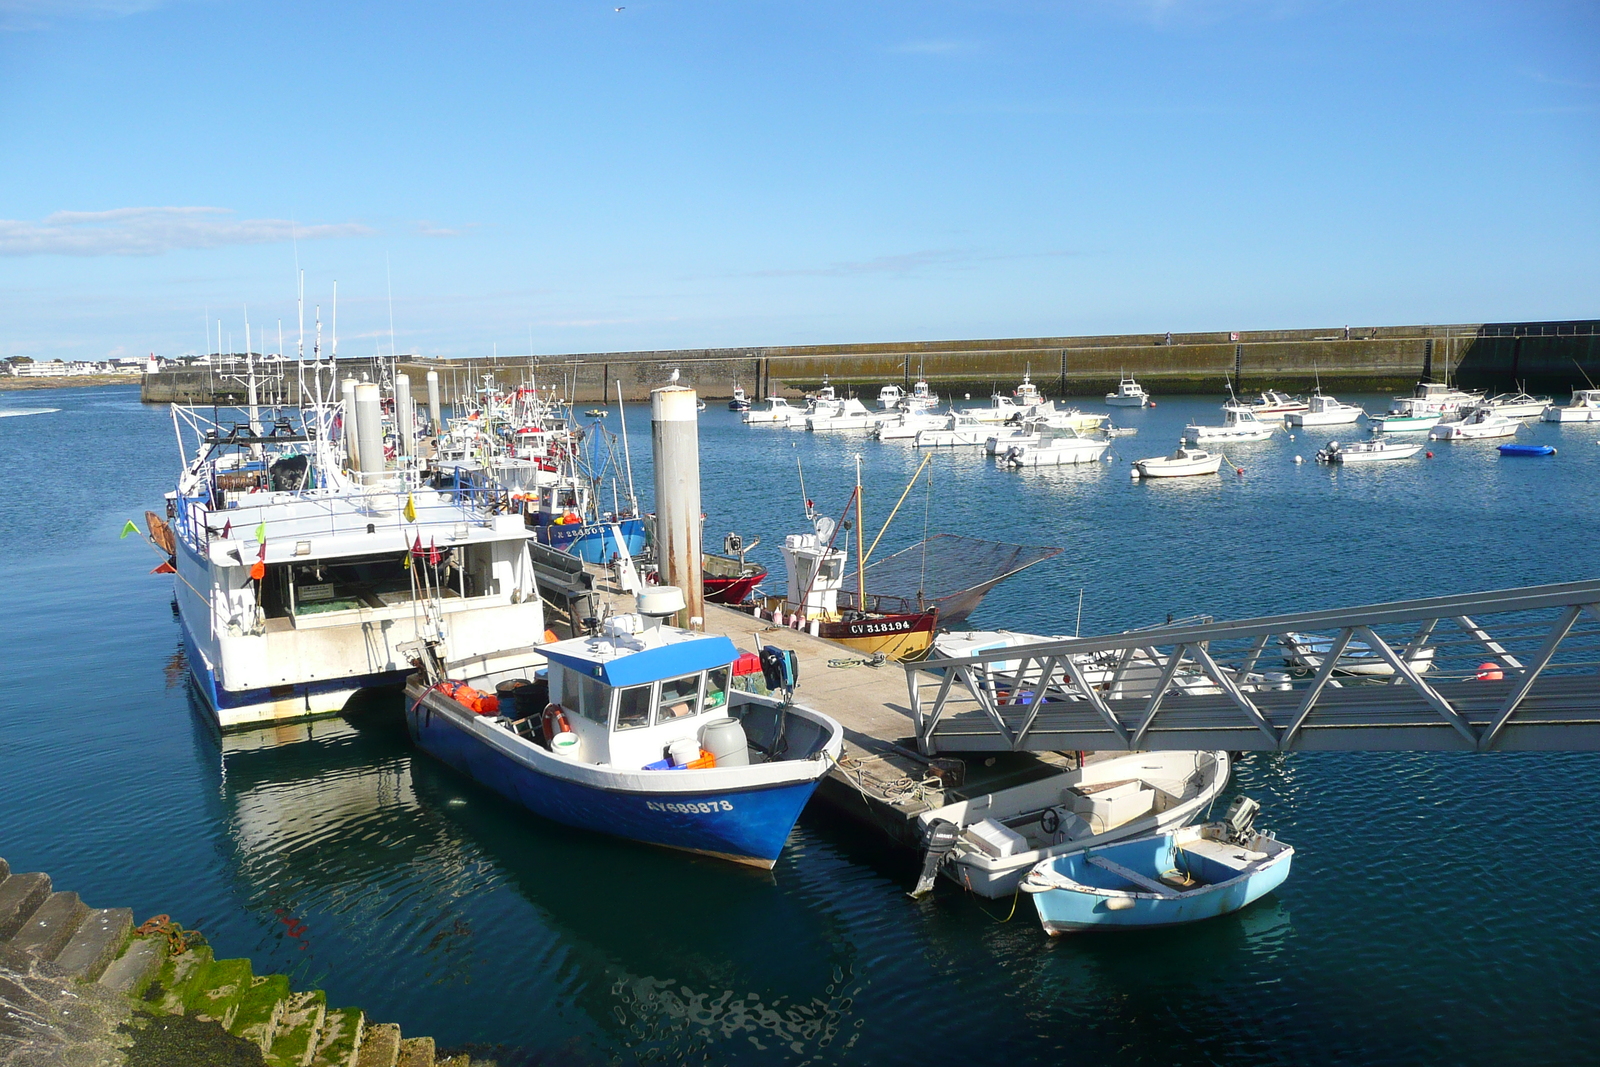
<box><xmin>0</xmin><ymin>855</ymin><xmax>478</xmax><ymax>1067</ymax></box>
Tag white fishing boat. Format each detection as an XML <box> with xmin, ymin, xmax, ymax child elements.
<box><xmin>912</xmin><ymin>750</ymin><xmax>1231</xmax><ymax>898</ymax></box>
<box><xmin>1003</xmin><ymin>432</ymin><xmax>1110</xmax><ymax>467</ymax></box>
<box><xmin>163</xmin><ymin>371</ymin><xmax>548</xmax><ymax>730</ymax></box>
<box><xmin>1315</xmin><ymin>439</ymin><xmax>1422</xmax><ymax>464</ymax></box>
<box><xmin>727</xmin><ymin>383</ymin><xmax>751</xmax><ymax>412</ymax></box>
<box><xmin>1284</xmin><ymin>392</ymin><xmax>1365</xmax><ymax>427</ymax></box>
<box><xmin>1133</xmin><ymin>446</ymin><xmax>1222</xmax><ymax>478</ymax></box>
<box><xmin>1541</xmin><ymin>388</ymin><xmax>1600</xmax><ymax>423</ymax></box>
<box><xmin>1021</xmin><ymin>797</ymin><xmax>1293</xmax><ymax>935</ymax></box>
<box><xmin>876</xmin><ymin>384</ymin><xmax>905</xmax><ymax>411</ymax></box>
<box><xmin>1483</xmin><ymin>390</ymin><xmax>1551</xmax><ymax>419</ymax></box>
<box><xmin>1244</xmin><ymin>389</ymin><xmax>1309</xmax><ymax>416</ymax></box>
<box><xmin>1374</xmin><ymin>380</ymin><xmax>1483</xmax><ymax>433</ymax></box>
<box><xmin>1184</xmin><ymin>403</ymin><xmax>1276</xmax><ymax>443</ymax></box>
<box><xmin>902</xmin><ymin>378</ymin><xmax>941</xmax><ymax>413</ymax></box>
<box><xmin>1280</xmin><ymin>631</ymin><xmax>1436</xmax><ymax>676</ymax></box>
<box><xmin>875</xmin><ymin>411</ymin><xmax>950</xmax><ymax>440</ymax></box>
<box><xmin>964</xmin><ymin>373</ymin><xmax>1053</xmax><ymax>423</ymax></box>
<box><xmin>742</xmin><ymin>396</ymin><xmax>806</xmax><ymax>425</ymax></box>
<box><xmin>1429</xmin><ymin>405</ymin><xmax>1519</xmax><ymax>440</ymax></box>
<box><xmin>805</xmin><ymin>397</ymin><xmax>883</xmax><ymax>432</ymax></box>
<box><xmin>1105</xmin><ymin>375</ymin><xmax>1150</xmax><ymax>407</ymax></box>
<box><xmin>915</xmin><ymin>413</ymin><xmax>993</xmax><ymax>447</ymax></box>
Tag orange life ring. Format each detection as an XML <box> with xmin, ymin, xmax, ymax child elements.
<box><xmin>541</xmin><ymin>703</ymin><xmax>571</xmax><ymax>744</ymax></box>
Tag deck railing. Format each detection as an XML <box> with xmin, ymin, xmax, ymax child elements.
<box><xmin>905</xmin><ymin>579</ymin><xmax>1600</xmax><ymax>754</ymax></box>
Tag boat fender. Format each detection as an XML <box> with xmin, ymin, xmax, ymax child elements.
<box><xmin>1104</xmin><ymin>896</ymin><xmax>1137</xmax><ymax>911</ymax></box>
<box><xmin>541</xmin><ymin>704</ymin><xmax>571</xmax><ymax>745</ymax></box>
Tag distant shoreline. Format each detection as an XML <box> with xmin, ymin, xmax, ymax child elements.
<box><xmin>0</xmin><ymin>376</ymin><xmax>141</xmax><ymax>392</ymax></box>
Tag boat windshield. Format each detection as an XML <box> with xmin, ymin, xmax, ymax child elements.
<box><xmin>615</xmin><ymin>684</ymin><xmax>652</xmax><ymax>730</ymax></box>
<box><xmin>656</xmin><ymin>673</ymin><xmax>700</xmax><ymax>723</ymax></box>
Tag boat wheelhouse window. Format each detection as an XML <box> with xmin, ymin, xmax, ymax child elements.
<box><xmin>615</xmin><ymin>684</ymin><xmax>652</xmax><ymax>731</ymax></box>
<box><xmin>704</xmin><ymin>667</ymin><xmax>730</xmax><ymax>712</ymax></box>
<box><xmin>569</xmin><ymin>670</ymin><xmax>608</xmax><ymax>725</ymax></box>
<box><xmin>656</xmin><ymin>673</ymin><xmax>701</xmax><ymax>724</ymax></box>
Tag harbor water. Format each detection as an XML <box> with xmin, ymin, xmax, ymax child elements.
<box><xmin>3</xmin><ymin>385</ymin><xmax>1599</xmax><ymax>1064</ymax></box>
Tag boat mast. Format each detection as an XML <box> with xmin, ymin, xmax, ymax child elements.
<box><xmin>854</xmin><ymin>454</ymin><xmax>866</xmax><ymax>612</ymax></box>
<box><xmin>616</xmin><ymin>379</ymin><xmax>637</xmax><ymax>514</ymax></box>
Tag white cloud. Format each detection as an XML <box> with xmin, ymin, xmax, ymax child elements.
<box><xmin>0</xmin><ymin>207</ymin><xmax>373</xmax><ymax>257</ymax></box>
<box><xmin>0</xmin><ymin>1</ymin><xmax>172</xmax><ymax>31</ymax></box>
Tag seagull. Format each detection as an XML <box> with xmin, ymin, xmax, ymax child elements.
<box><xmin>669</xmin><ymin>367</ymin><xmax>680</xmax><ymax>383</ymax></box>
<box><xmin>614</xmin><ymin>6</ymin><xmax>624</xmax><ymax>10</ymax></box>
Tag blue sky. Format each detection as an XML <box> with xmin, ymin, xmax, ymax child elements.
<box><xmin>1</xmin><ymin>1</ymin><xmax>1595</xmax><ymax>361</ymax></box>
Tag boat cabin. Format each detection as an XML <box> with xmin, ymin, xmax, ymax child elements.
<box><xmin>877</xmin><ymin>384</ymin><xmax>905</xmax><ymax>410</ymax></box>
<box><xmin>542</xmin><ymin>619</ymin><xmax>739</xmax><ymax>769</ymax></box>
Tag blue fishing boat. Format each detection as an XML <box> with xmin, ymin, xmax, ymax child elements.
<box><xmin>404</xmin><ymin>588</ymin><xmax>843</xmax><ymax>868</ymax></box>
<box><xmin>1020</xmin><ymin>797</ymin><xmax>1292</xmax><ymax>935</ymax></box>
<box><xmin>525</xmin><ymin>476</ymin><xmax>648</xmax><ymax>563</ymax></box>
<box><xmin>1498</xmin><ymin>443</ymin><xmax>1557</xmax><ymax>457</ymax></box>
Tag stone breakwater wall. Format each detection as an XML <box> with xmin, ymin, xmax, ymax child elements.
<box><xmin>142</xmin><ymin>321</ymin><xmax>1599</xmax><ymax>404</ymax></box>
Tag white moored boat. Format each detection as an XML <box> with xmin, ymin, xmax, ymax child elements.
<box><xmin>876</xmin><ymin>383</ymin><xmax>905</xmax><ymax>411</ymax></box>
<box><xmin>1184</xmin><ymin>403</ymin><xmax>1276</xmax><ymax>443</ymax></box>
<box><xmin>1105</xmin><ymin>375</ymin><xmax>1150</xmax><ymax>407</ymax></box>
<box><xmin>743</xmin><ymin>397</ymin><xmax>806</xmax><ymax>425</ymax></box>
<box><xmin>915</xmin><ymin>413</ymin><xmax>993</xmax><ymax>447</ymax></box>
<box><xmin>1244</xmin><ymin>390</ymin><xmax>1308</xmax><ymax>416</ymax></box>
<box><xmin>986</xmin><ymin>424</ymin><xmax>1041</xmax><ymax>455</ymax></box>
<box><xmin>1004</xmin><ymin>432</ymin><xmax>1110</xmax><ymax>467</ymax></box>
<box><xmin>1372</xmin><ymin>381</ymin><xmax>1482</xmax><ymax>433</ymax></box>
<box><xmin>806</xmin><ymin>397</ymin><xmax>883</xmax><ymax>432</ymax></box>
<box><xmin>875</xmin><ymin>411</ymin><xmax>950</xmax><ymax>440</ymax></box>
<box><xmin>912</xmin><ymin>750</ymin><xmax>1232</xmax><ymax>898</ymax></box>
<box><xmin>1429</xmin><ymin>405</ymin><xmax>1519</xmax><ymax>440</ymax></box>
<box><xmin>1484</xmin><ymin>390</ymin><xmax>1551</xmax><ymax>419</ymax></box>
<box><xmin>1541</xmin><ymin>388</ymin><xmax>1600</xmax><ymax>423</ymax></box>
<box><xmin>1316</xmin><ymin>439</ymin><xmax>1422</xmax><ymax>464</ymax></box>
<box><xmin>1285</xmin><ymin>392</ymin><xmax>1365</xmax><ymax>427</ymax></box>
<box><xmin>1280</xmin><ymin>631</ymin><xmax>1435</xmax><ymax>677</ymax></box>
<box><xmin>1133</xmin><ymin>446</ymin><xmax>1223</xmax><ymax>478</ymax></box>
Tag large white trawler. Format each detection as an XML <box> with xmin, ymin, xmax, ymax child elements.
<box><xmin>162</xmin><ymin>363</ymin><xmax>547</xmax><ymax>729</ymax></box>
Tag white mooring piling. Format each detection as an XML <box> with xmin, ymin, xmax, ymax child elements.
<box><xmin>354</xmin><ymin>382</ymin><xmax>385</xmax><ymax>485</ymax></box>
<box><xmin>651</xmin><ymin>385</ymin><xmax>705</xmax><ymax>630</ymax></box>
<box><xmin>340</xmin><ymin>377</ymin><xmax>361</xmax><ymax>470</ymax></box>
<box><xmin>395</xmin><ymin>373</ymin><xmax>414</xmax><ymax>457</ymax></box>
<box><xmin>426</xmin><ymin>369</ymin><xmax>442</xmax><ymax>435</ymax></box>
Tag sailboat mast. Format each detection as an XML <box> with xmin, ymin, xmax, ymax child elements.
<box><xmin>854</xmin><ymin>454</ymin><xmax>866</xmax><ymax>611</ymax></box>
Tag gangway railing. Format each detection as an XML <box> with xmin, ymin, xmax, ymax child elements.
<box><xmin>905</xmin><ymin>579</ymin><xmax>1600</xmax><ymax>754</ymax></box>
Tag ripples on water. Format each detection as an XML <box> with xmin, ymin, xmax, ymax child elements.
<box><xmin>1</xmin><ymin>387</ymin><xmax>1597</xmax><ymax>1064</ymax></box>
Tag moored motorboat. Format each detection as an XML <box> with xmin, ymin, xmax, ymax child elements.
<box><xmin>1541</xmin><ymin>388</ymin><xmax>1600</xmax><ymax>423</ymax></box>
<box><xmin>742</xmin><ymin>396</ymin><xmax>806</xmax><ymax>425</ymax></box>
<box><xmin>1429</xmin><ymin>405</ymin><xmax>1519</xmax><ymax>440</ymax></box>
<box><xmin>1244</xmin><ymin>389</ymin><xmax>1309</xmax><ymax>416</ymax></box>
<box><xmin>1483</xmin><ymin>390</ymin><xmax>1551</xmax><ymax>419</ymax></box>
<box><xmin>1004</xmin><ymin>432</ymin><xmax>1110</xmax><ymax>467</ymax></box>
<box><xmin>913</xmin><ymin>751</ymin><xmax>1232</xmax><ymax>898</ymax></box>
<box><xmin>1285</xmin><ymin>392</ymin><xmax>1365</xmax><ymax>427</ymax></box>
<box><xmin>985</xmin><ymin>424</ymin><xmax>1041</xmax><ymax>455</ymax></box>
<box><xmin>1374</xmin><ymin>380</ymin><xmax>1483</xmax><ymax>433</ymax></box>
<box><xmin>806</xmin><ymin>397</ymin><xmax>883</xmax><ymax>432</ymax></box>
<box><xmin>1133</xmin><ymin>446</ymin><xmax>1222</xmax><ymax>478</ymax></box>
<box><xmin>702</xmin><ymin>539</ymin><xmax>767</xmax><ymax>604</ymax></box>
<box><xmin>1184</xmin><ymin>403</ymin><xmax>1276</xmax><ymax>444</ymax></box>
<box><xmin>404</xmin><ymin>588</ymin><xmax>844</xmax><ymax>869</ymax></box>
<box><xmin>1105</xmin><ymin>375</ymin><xmax>1150</xmax><ymax>407</ymax></box>
<box><xmin>875</xmin><ymin>410</ymin><xmax>949</xmax><ymax>440</ymax></box>
<box><xmin>1316</xmin><ymin>439</ymin><xmax>1422</xmax><ymax>464</ymax></box>
<box><xmin>728</xmin><ymin>383</ymin><xmax>751</xmax><ymax>412</ymax></box>
<box><xmin>1498</xmin><ymin>443</ymin><xmax>1557</xmax><ymax>457</ymax></box>
<box><xmin>1280</xmin><ymin>631</ymin><xmax>1435</xmax><ymax>676</ymax></box>
<box><xmin>915</xmin><ymin>412</ymin><xmax>993</xmax><ymax>447</ymax></box>
<box><xmin>1020</xmin><ymin>797</ymin><xmax>1292</xmax><ymax>935</ymax></box>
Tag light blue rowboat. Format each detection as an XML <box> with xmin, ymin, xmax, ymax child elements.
<box><xmin>1020</xmin><ymin>798</ymin><xmax>1292</xmax><ymax>935</ymax></box>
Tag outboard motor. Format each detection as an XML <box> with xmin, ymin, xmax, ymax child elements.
<box><xmin>909</xmin><ymin>819</ymin><xmax>961</xmax><ymax>899</ymax></box>
<box><xmin>1222</xmin><ymin>795</ymin><xmax>1260</xmax><ymax>842</ymax></box>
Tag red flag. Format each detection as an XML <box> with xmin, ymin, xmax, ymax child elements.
<box><xmin>221</xmin><ymin>520</ymin><xmax>232</xmax><ymax>538</ymax></box>
<box><xmin>258</xmin><ymin>541</ymin><xmax>267</xmax><ymax>561</ymax></box>
<box><xmin>411</xmin><ymin>534</ymin><xmax>424</xmax><ymax>559</ymax></box>
<box><xmin>427</xmin><ymin>538</ymin><xmax>441</xmax><ymax>567</ymax></box>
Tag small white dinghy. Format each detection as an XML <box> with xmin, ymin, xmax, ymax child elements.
<box><xmin>1133</xmin><ymin>446</ymin><xmax>1223</xmax><ymax>478</ymax></box>
<box><xmin>1021</xmin><ymin>797</ymin><xmax>1293</xmax><ymax>935</ymax></box>
<box><xmin>1280</xmin><ymin>631</ymin><xmax>1436</xmax><ymax>676</ymax></box>
<box><xmin>1316</xmin><ymin>439</ymin><xmax>1422</xmax><ymax>464</ymax></box>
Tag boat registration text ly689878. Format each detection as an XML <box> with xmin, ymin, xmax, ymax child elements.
<box><xmin>646</xmin><ymin>799</ymin><xmax>735</xmax><ymax>814</ymax></box>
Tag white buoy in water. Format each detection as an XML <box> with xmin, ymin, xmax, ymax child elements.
<box><xmin>1294</xmin><ymin>455</ymin><xmax>1303</xmax><ymax>464</ymax></box>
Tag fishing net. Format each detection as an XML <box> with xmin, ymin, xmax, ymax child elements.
<box><xmin>840</xmin><ymin>534</ymin><xmax>1061</xmax><ymax>625</ymax></box>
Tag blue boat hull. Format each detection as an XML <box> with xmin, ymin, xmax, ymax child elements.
<box><xmin>532</xmin><ymin>517</ymin><xmax>647</xmax><ymax>564</ymax></box>
<box><xmin>1029</xmin><ymin>833</ymin><xmax>1292</xmax><ymax>934</ymax></box>
<box><xmin>406</xmin><ymin>699</ymin><xmax>822</xmax><ymax>867</ymax></box>
<box><xmin>1498</xmin><ymin>444</ymin><xmax>1557</xmax><ymax>457</ymax></box>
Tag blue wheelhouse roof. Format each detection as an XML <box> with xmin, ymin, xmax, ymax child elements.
<box><xmin>542</xmin><ymin>632</ymin><xmax>739</xmax><ymax>689</ymax></box>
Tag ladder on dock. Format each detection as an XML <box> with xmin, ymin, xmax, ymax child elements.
<box><xmin>905</xmin><ymin>579</ymin><xmax>1600</xmax><ymax>754</ymax></box>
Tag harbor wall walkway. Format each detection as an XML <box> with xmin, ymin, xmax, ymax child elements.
<box><xmin>140</xmin><ymin>319</ymin><xmax>1600</xmax><ymax>404</ymax></box>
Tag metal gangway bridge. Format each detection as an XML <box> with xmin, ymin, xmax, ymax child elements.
<box><xmin>906</xmin><ymin>579</ymin><xmax>1600</xmax><ymax>754</ymax></box>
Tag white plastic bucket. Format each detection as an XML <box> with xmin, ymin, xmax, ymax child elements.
<box><xmin>550</xmin><ymin>731</ymin><xmax>581</xmax><ymax>758</ymax></box>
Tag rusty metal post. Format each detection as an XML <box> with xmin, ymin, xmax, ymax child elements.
<box><xmin>651</xmin><ymin>385</ymin><xmax>705</xmax><ymax>630</ymax></box>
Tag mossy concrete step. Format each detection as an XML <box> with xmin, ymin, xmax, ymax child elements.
<box><xmin>10</xmin><ymin>890</ymin><xmax>88</xmax><ymax>960</ymax></box>
<box><xmin>396</xmin><ymin>1035</ymin><xmax>435</xmax><ymax>1067</ymax></box>
<box><xmin>311</xmin><ymin>1006</ymin><xmax>365</xmax><ymax>1067</ymax></box>
<box><xmin>99</xmin><ymin>934</ymin><xmax>168</xmax><ymax>996</ymax></box>
<box><xmin>354</xmin><ymin>1021</ymin><xmax>401</xmax><ymax>1067</ymax></box>
<box><xmin>54</xmin><ymin>906</ymin><xmax>133</xmax><ymax>980</ymax></box>
<box><xmin>147</xmin><ymin>945</ymin><xmax>215</xmax><ymax>1012</ymax></box>
<box><xmin>187</xmin><ymin>956</ymin><xmax>257</xmax><ymax>1028</ymax></box>
<box><xmin>231</xmin><ymin>971</ymin><xmax>293</xmax><ymax>1051</ymax></box>
<box><xmin>0</xmin><ymin>870</ymin><xmax>52</xmax><ymax>939</ymax></box>
<box><xmin>267</xmin><ymin>989</ymin><xmax>327</xmax><ymax>1067</ymax></box>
